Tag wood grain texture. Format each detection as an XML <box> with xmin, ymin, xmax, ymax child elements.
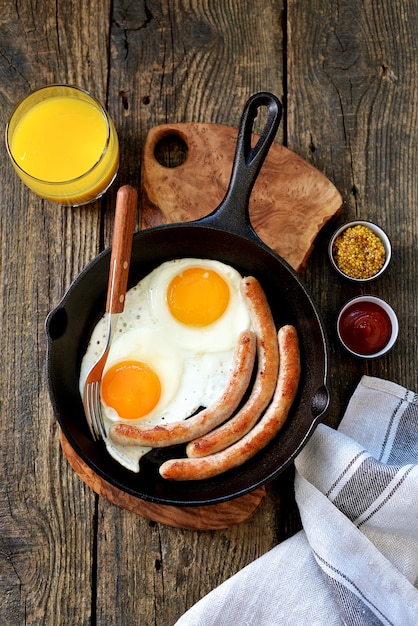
<box><xmin>287</xmin><ymin>0</ymin><xmax>418</xmax><ymax>426</ymax></box>
<box><xmin>0</xmin><ymin>2</ymin><xmax>109</xmax><ymax>625</ymax></box>
<box><xmin>2</xmin><ymin>0</ymin><xmax>418</xmax><ymax>625</ymax></box>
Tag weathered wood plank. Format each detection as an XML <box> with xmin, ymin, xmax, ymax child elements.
<box><xmin>0</xmin><ymin>1</ymin><xmax>111</xmax><ymax>624</ymax></box>
<box><xmin>287</xmin><ymin>0</ymin><xmax>418</xmax><ymax>425</ymax></box>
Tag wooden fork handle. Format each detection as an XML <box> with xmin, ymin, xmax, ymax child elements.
<box><xmin>106</xmin><ymin>185</ymin><xmax>138</xmax><ymax>314</ymax></box>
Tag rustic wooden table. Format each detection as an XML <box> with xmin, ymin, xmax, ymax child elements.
<box><xmin>1</xmin><ymin>1</ymin><xmax>417</xmax><ymax>624</ymax></box>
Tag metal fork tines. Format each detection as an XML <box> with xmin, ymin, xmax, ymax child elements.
<box><xmin>83</xmin><ymin>310</ymin><xmax>118</xmax><ymax>441</ymax></box>
<box><xmin>84</xmin><ymin>380</ymin><xmax>106</xmax><ymax>441</ymax></box>
<box><xmin>83</xmin><ymin>314</ymin><xmax>141</xmax><ymax>471</ymax></box>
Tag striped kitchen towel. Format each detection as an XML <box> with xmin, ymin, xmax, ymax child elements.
<box><xmin>174</xmin><ymin>376</ymin><xmax>418</xmax><ymax>625</ymax></box>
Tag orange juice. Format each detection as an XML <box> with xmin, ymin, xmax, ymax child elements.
<box><xmin>6</xmin><ymin>86</ymin><xmax>119</xmax><ymax>205</ymax></box>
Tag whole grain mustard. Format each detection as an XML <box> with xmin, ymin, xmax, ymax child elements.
<box><xmin>332</xmin><ymin>224</ymin><xmax>386</xmax><ymax>279</ymax></box>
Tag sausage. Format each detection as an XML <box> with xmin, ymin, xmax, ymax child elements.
<box><xmin>108</xmin><ymin>330</ymin><xmax>256</xmax><ymax>447</ymax></box>
<box><xmin>186</xmin><ymin>276</ymin><xmax>279</xmax><ymax>458</ymax></box>
<box><xmin>159</xmin><ymin>325</ymin><xmax>300</xmax><ymax>481</ymax></box>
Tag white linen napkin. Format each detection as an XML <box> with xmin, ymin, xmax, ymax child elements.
<box><xmin>174</xmin><ymin>375</ymin><xmax>418</xmax><ymax>626</ymax></box>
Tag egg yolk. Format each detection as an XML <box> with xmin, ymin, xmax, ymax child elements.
<box><xmin>101</xmin><ymin>360</ymin><xmax>161</xmax><ymax>419</ymax></box>
<box><xmin>167</xmin><ymin>267</ymin><xmax>230</xmax><ymax>326</ymax></box>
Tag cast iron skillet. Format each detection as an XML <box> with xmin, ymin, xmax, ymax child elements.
<box><xmin>45</xmin><ymin>92</ymin><xmax>329</xmax><ymax>506</ymax></box>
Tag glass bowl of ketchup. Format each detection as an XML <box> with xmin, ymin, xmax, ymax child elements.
<box><xmin>337</xmin><ymin>295</ymin><xmax>398</xmax><ymax>358</ymax></box>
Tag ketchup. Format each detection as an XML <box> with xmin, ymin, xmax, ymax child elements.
<box><xmin>338</xmin><ymin>300</ymin><xmax>392</xmax><ymax>355</ymax></box>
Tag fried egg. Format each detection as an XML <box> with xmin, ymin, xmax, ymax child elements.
<box><xmin>79</xmin><ymin>258</ymin><xmax>251</xmax><ymax>472</ymax></box>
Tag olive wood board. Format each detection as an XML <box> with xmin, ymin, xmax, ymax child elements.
<box><xmin>141</xmin><ymin>122</ymin><xmax>343</xmax><ymax>271</ymax></box>
<box><xmin>60</xmin><ymin>122</ymin><xmax>342</xmax><ymax>529</ymax></box>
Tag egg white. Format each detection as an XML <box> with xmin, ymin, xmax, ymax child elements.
<box><xmin>145</xmin><ymin>258</ymin><xmax>251</xmax><ymax>352</ymax></box>
<box><xmin>79</xmin><ymin>258</ymin><xmax>252</xmax><ymax>472</ymax></box>
<box><xmin>100</xmin><ymin>328</ymin><xmax>182</xmax><ymax>422</ymax></box>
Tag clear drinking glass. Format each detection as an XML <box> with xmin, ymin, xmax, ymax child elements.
<box><xmin>5</xmin><ymin>84</ymin><xmax>119</xmax><ymax>206</ymax></box>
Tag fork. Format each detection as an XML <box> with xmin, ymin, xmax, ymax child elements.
<box><xmin>83</xmin><ymin>184</ymin><xmax>137</xmax><ymax>441</ymax></box>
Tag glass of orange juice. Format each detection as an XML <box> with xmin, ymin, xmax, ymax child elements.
<box><xmin>5</xmin><ymin>84</ymin><xmax>119</xmax><ymax>206</ymax></box>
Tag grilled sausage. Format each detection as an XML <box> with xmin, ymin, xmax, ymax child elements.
<box><xmin>108</xmin><ymin>330</ymin><xmax>256</xmax><ymax>447</ymax></box>
<box><xmin>186</xmin><ymin>276</ymin><xmax>279</xmax><ymax>458</ymax></box>
<box><xmin>159</xmin><ymin>325</ymin><xmax>300</xmax><ymax>481</ymax></box>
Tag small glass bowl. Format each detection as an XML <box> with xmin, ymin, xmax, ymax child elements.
<box><xmin>337</xmin><ymin>295</ymin><xmax>398</xmax><ymax>358</ymax></box>
<box><xmin>329</xmin><ymin>220</ymin><xmax>391</xmax><ymax>282</ymax></box>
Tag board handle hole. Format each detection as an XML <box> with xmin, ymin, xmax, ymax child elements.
<box><xmin>154</xmin><ymin>133</ymin><xmax>188</xmax><ymax>168</ymax></box>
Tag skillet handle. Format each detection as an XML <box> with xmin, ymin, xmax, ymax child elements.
<box><xmin>202</xmin><ymin>92</ymin><xmax>282</xmax><ymax>237</ymax></box>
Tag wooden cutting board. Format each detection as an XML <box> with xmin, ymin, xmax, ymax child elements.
<box><xmin>141</xmin><ymin>122</ymin><xmax>343</xmax><ymax>271</ymax></box>
<box><xmin>61</xmin><ymin>123</ymin><xmax>342</xmax><ymax>529</ymax></box>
